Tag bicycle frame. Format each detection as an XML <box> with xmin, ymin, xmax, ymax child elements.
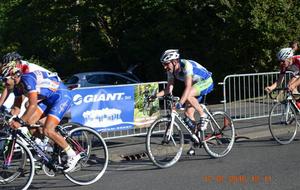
<box><xmin>2</xmin><ymin>127</ymin><xmax>59</xmax><ymax>171</ymax></box>
<box><xmin>2</xmin><ymin>123</ymin><xmax>86</xmax><ymax>173</ymax></box>
<box><xmin>146</xmin><ymin>94</ymin><xmax>235</xmax><ymax>168</ymax></box>
<box><xmin>163</xmin><ymin>97</ymin><xmax>220</xmax><ymax>144</ymax></box>
<box><xmin>272</xmin><ymin>90</ymin><xmax>300</xmax><ymax>124</ymax></box>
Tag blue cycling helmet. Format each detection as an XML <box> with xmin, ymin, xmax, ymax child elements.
<box><xmin>2</xmin><ymin>52</ymin><xmax>22</xmax><ymax>65</ymax></box>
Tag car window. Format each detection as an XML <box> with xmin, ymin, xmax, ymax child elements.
<box><xmin>65</xmin><ymin>76</ymin><xmax>79</xmax><ymax>84</ymax></box>
<box><xmin>106</xmin><ymin>74</ymin><xmax>134</xmax><ymax>85</ymax></box>
<box><xmin>86</xmin><ymin>74</ymin><xmax>135</xmax><ymax>85</ymax></box>
<box><xmin>121</xmin><ymin>73</ymin><xmax>140</xmax><ymax>82</ymax></box>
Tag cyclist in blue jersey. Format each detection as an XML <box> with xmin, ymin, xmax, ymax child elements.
<box><xmin>153</xmin><ymin>49</ymin><xmax>214</xmax><ymax>155</ymax></box>
<box><xmin>1</xmin><ymin>63</ymin><xmax>81</xmax><ymax>172</ymax></box>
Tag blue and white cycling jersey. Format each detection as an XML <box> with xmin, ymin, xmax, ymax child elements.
<box><xmin>167</xmin><ymin>59</ymin><xmax>212</xmax><ymax>82</ymax></box>
<box><xmin>13</xmin><ymin>70</ymin><xmax>71</xmax><ymax>121</ymax></box>
<box><xmin>14</xmin><ymin>70</ymin><xmax>63</xmax><ymax>99</ymax></box>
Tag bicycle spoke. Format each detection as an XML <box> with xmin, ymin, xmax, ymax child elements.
<box><xmin>269</xmin><ymin>102</ymin><xmax>298</xmax><ymax>144</ymax></box>
<box><xmin>0</xmin><ymin>139</ymin><xmax>34</xmax><ymax>190</ymax></box>
<box><xmin>63</xmin><ymin>125</ymin><xmax>108</xmax><ymax>186</ymax></box>
<box><xmin>146</xmin><ymin>118</ymin><xmax>184</xmax><ymax>168</ymax></box>
<box><xmin>202</xmin><ymin>112</ymin><xmax>235</xmax><ymax>158</ymax></box>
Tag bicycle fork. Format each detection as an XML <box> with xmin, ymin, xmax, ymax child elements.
<box><xmin>2</xmin><ymin>138</ymin><xmax>16</xmax><ymax>168</ymax></box>
<box><xmin>162</xmin><ymin>112</ymin><xmax>176</xmax><ymax>144</ymax></box>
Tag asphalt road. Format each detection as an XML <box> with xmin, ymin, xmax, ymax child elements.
<box><xmin>14</xmin><ymin>133</ymin><xmax>300</xmax><ymax>190</ymax></box>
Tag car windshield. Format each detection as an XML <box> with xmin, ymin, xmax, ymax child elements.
<box><xmin>86</xmin><ymin>74</ymin><xmax>135</xmax><ymax>85</ymax></box>
<box><xmin>65</xmin><ymin>76</ymin><xmax>79</xmax><ymax>84</ymax></box>
<box><xmin>121</xmin><ymin>73</ymin><xmax>140</xmax><ymax>82</ymax></box>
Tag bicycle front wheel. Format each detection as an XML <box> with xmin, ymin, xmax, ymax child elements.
<box><xmin>269</xmin><ymin>101</ymin><xmax>298</xmax><ymax>145</ymax></box>
<box><xmin>202</xmin><ymin>111</ymin><xmax>235</xmax><ymax>158</ymax></box>
<box><xmin>0</xmin><ymin>138</ymin><xmax>35</xmax><ymax>190</ymax></box>
<box><xmin>63</xmin><ymin>126</ymin><xmax>108</xmax><ymax>185</ymax></box>
<box><xmin>146</xmin><ymin>117</ymin><xmax>184</xmax><ymax>168</ymax></box>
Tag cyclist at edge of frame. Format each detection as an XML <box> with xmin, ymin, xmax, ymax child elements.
<box><xmin>0</xmin><ymin>52</ymin><xmax>57</xmax><ymax>109</ymax></box>
<box><xmin>0</xmin><ymin>52</ymin><xmax>64</xmax><ymax>151</ymax></box>
<box><xmin>150</xmin><ymin>49</ymin><xmax>214</xmax><ymax>154</ymax></box>
<box><xmin>265</xmin><ymin>47</ymin><xmax>300</xmax><ymax>94</ymax></box>
<box><xmin>0</xmin><ymin>61</ymin><xmax>82</xmax><ymax>173</ymax></box>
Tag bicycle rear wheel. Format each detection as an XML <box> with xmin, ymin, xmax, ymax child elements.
<box><xmin>202</xmin><ymin>111</ymin><xmax>235</xmax><ymax>158</ymax></box>
<box><xmin>146</xmin><ymin>117</ymin><xmax>184</xmax><ymax>168</ymax></box>
<box><xmin>63</xmin><ymin>126</ymin><xmax>108</xmax><ymax>185</ymax></box>
<box><xmin>0</xmin><ymin>138</ymin><xmax>35</xmax><ymax>190</ymax></box>
<box><xmin>269</xmin><ymin>101</ymin><xmax>298</xmax><ymax>145</ymax></box>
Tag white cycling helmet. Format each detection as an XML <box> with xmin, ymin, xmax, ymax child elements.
<box><xmin>276</xmin><ymin>48</ymin><xmax>294</xmax><ymax>61</ymax></box>
<box><xmin>160</xmin><ymin>49</ymin><xmax>180</xmax><ymax>63</ymax></box>
<box><xmin>1</xmin><ymin>61</ymin><xmax>21</xmax><ymax>78</ymax></box>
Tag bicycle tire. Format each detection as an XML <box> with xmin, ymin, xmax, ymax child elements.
<box><xmin>202</xmin><ymin>111</ymin><xmax>235</xmax><ymax>158</ymax></box>
<box><xmin>0</xmin><ymin>138</ymin><xmax>35</xmax><ymax>190</ymax></box>
<box><xmin>269</xmin><ymin>101</ymin><xmax>298</xmax><ymax>145</ymax></box>
<box><xmin>63</xmin><ymin>126</ymin><xmax>108</xmax><ymax>185</ymax></box>
<box><xmin>146</xmin><ymin>117</ymin><xmax>184</xmax><ymax>168</ymax></box>
<box><xmin>61</xmin><ymin>122</ymin><xmax>81</xmax><ymax>131</ymax></box>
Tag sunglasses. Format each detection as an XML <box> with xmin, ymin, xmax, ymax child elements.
<box><xmin>162</xmin><ymin>62</ymin><xmax>171</xmax><ymax>66</ymax></box>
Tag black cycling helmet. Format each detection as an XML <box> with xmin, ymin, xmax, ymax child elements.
<box><xmin>2</xmin><ymin>52</ymin><xmax>22</xmax><ymax>65</ymax></box>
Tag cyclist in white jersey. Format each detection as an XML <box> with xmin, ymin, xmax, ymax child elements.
<box><xmin>0</xmin><ymin>52</ymin><xmax>60</xmax><ymax>156</ymax></box>
<box><xmin>1</xmin><ymin>62</ymin><xmax>81</xmax><ymax>172</ymax></box>
<box><xmin>152</xmin><ymin>49</ymin><xmax>214</xmax><ymax>154</ymax></box>
<box><xmin>0</xmin><ymin>52</ymin><xmax>56</xmax><ymax>108</ymax></box>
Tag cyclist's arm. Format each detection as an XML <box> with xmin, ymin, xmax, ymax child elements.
<box><xmin>274</xmin><ymin>74</ymin><xmax>285</xmax><ymax>87</ymax></box>
<box><xmin>156</xmin><ymin>79</ymin><xmax>174</xmax><ymax>97</ymax></box>
<box><xmin>20</xmin><ymin>92</ymin><xmax>38</xmax><ymax>123</ymax></box>
<box><xmin>11</xmin><ymin>95</ymin><xmax>23</xmax><ymax>116</ymax></box>
<box><xmin>180</xmin><ymin>75</ymin><xmax>193</xmax><ymax>105</ymax></box>
<box><xmin>0</xmin><ymin>87</ymin><xmax>10</xmax><ymax>106</ymax></box>
<box><xmin>266</xmin><ymin>73</ymin><xmax>285</xmax><ymax>92</ymax></box>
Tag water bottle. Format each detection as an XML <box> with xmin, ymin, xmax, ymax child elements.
<box><xmin>183</xmin><ymin>116</ymin><xmax>199</xmax><ymax>143</ymax></box>
<box><xmin>183</xmin><ymin>116</ymin><xmax>195</xmax><ymax>130</ymax></box>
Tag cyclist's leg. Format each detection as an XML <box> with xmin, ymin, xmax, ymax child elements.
<box><xmin>186</xmin><ymin>77</ymin><xmax>213</xmax><ymax>118</ymax></box>
<box><xmin>288</xmin><ymin>75</ymin><xmax>300</xmax><ymax>93</ymax></box>
<box><xmin>25</xmin><ymin>107</ymin><xmax>45</xmax><ymax>138</ymax></box>
<box><xmin>185</xmin><ymin>103</ymin><xmax>196</xmax><ymax>121</ymax></box>
<box><xmin>41</xmin><ymin>92</ymin><xmax>71</xmax><ymax>149</ymax></box>
<box><xmin>41</xmin><ymin>89</ymin><xmax>80</xmax><ymax>172</ymax></box>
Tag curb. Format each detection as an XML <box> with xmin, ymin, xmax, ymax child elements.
<box><xmin>107</xmin><ymin>123</ymin><xmax>272</xmax><ymax>163</ymax></box>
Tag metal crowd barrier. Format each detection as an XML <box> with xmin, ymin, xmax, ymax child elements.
<box><xmin>219</xmin><ymin>71</ymin><xmax>292</xmax><ymax>121</ymax></box>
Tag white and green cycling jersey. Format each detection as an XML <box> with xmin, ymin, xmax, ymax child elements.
<box><xmin>167</xmin><ymin>59</ymin><xmax>213</xmax><ymax>97</ymax></box>
<box><xmin>167</xmin><ymin>59</ymin><xmax>212</xmax><ymax>82</ymax></box>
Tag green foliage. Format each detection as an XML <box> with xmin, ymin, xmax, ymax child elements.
<box><xmin>0</xmin><ymin>0</ymin><xmax>299</xmax><ymax>102</ymax></box>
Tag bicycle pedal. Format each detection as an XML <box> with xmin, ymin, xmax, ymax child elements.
<box><xmin>187</xmin><ymin>148</ymin><xmax>196</xmax><ymax>156</ymax></box>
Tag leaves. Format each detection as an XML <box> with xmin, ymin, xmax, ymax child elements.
<box><xmin>0</xmin><ymin>0</ymin><xmax>299</xmax><ymax>82</ymax></box>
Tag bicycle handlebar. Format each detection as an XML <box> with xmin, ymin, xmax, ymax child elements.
<box><xmin>157</xmin><ymin>94</ymin><xmax>180</xmax><ymax>102</ymax></box>
<box><xmin>0</xmin><ymin>108</ymin><xmax>34</xmax><ymax>131</ymax></box>
<box><xmin>268</xmin><ymin>87</ymin><xmax>290</xmax><ymax>100</ymax></box>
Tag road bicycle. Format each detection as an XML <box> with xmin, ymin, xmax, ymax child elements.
<box><xmin>146</xmin><ymin>94</ymin><xmax>235</xmax><ymax>168</ymax></box>
<box><xmin>0</xmin><ymin>109</ymin><xmax>108</xmax><ymax>190</ymax></box>
<box><xmin>268</xmin><ymin>88</ymin><xmax>300</xmax><ymax>144</ymax></box>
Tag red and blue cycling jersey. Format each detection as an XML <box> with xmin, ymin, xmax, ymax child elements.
<box><xmin>13</xmin><ymin>70</ymin><xmax>72</xmax><ymax>121</ymax></box>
